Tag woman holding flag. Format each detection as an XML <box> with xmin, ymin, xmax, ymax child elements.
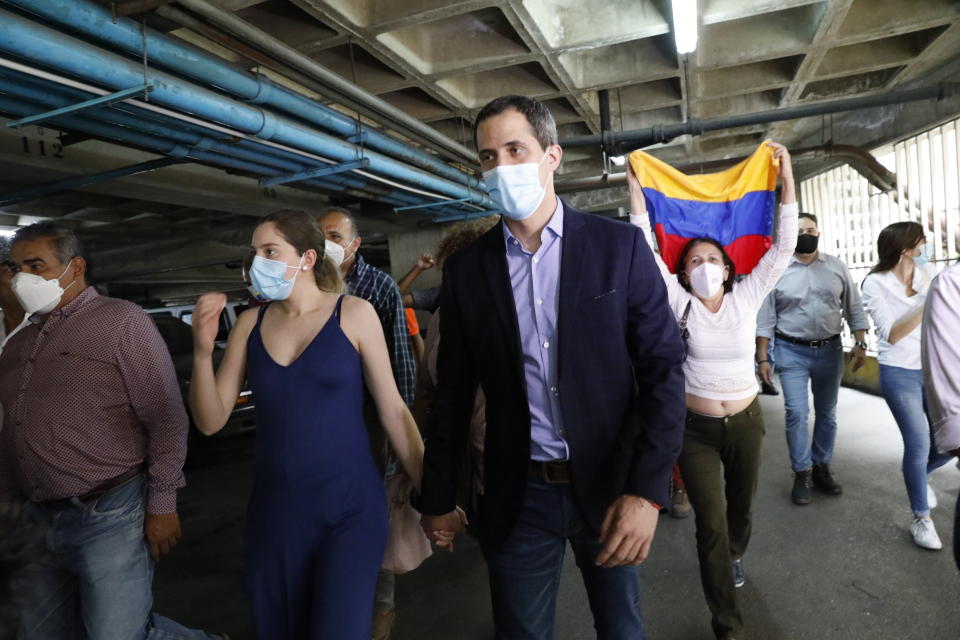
<box><xmin>628</xmin><ymin>141</ymin><xmax>798</xmax><ymax>640</ymax></box>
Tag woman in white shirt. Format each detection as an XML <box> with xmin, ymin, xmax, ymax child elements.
<box><xmin>628</xmin><ymin>141</ymin><xmax>797</xmax><ymax>640</ymax></box>
<box><xmin>861</xmin><ymin>221</ymin><xmax>954</xmax><ymax>550</ymax></box>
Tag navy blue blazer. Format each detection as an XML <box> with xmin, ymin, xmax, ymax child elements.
<box><xmin>420</xmin><ymin>200</ymin><xmax>686</xmax><ymax>548</ymax></box>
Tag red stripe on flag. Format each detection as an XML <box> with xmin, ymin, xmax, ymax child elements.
<box><xmin>655</xmin><ymin>226</ymin><xmax>773</xmax><ymax>275</ymax></box>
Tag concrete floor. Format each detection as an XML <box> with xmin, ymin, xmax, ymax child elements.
<box><xmin>154</xmin><ymin>388</ymin><xmax>960</xmax><ymax>639</ymax></box>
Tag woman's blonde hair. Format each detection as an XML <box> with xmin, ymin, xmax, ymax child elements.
<box><xmin>256</xmin><ymin>210</ymin><xmax>343</xmax><ymax>293</ymax></box>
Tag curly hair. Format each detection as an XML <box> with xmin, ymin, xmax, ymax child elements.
<box><xmin>436</xmin><ymin>216</ymin><xmax>499</xmax><ymax>266</ymax></box>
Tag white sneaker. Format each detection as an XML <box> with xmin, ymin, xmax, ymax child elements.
<box><xmin>910</xmin><ymin>517</ymin><xmax>942</xmax><ymax>550</ymax></box>
<box><xmin>926</xmin><ymin>484</ymin><xmax>938</xmax><ymax>509</ymax></box>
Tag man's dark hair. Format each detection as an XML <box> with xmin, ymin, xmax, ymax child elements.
<box><xmin>316</xmin><ymin>206</ymin><xmax>358</xmax><ymax>239</ymax></box>
<box><xmin>12</xmin><ymin>222</ymin><xmax>86</xmax><ymax>266</ymax></box>
<box><xmin>474</xmin><ymin>95</ymin><xmax>559</xmax><ymax>152</ymax></box>
<box><xmin>799</xmin><ymin>212</ymin><xmax>818</xmax><ymax>225</ymax></box>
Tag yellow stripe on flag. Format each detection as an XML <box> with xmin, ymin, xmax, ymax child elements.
<box><xmin>628</xmin><ymin>140</ymin><xmax>777</xmax><ymax>203</ymax></box>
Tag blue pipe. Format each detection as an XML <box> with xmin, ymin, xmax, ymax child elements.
<box><xmin>0</xmin><ymin>9</ymin><xmax>494</xmax><ymax>209</ymax></box>
<box><xmin>1</xmin><ymin>0</ymin><xmax>482</xmax><ymax>190</ymax></box>
<box><xmin>0</xmin><ymin>93</ymin><xmax>411</xmax><ymax>209</ymax></box>
<box><xmin>0</xmin><ymin>71</ymin><xmax>474</xmax><ymax>212</ymax></box>
<box><xmin>0</xmin><ymin>92</ymin><xmax>475</xmax><ymax>217</ymax></box>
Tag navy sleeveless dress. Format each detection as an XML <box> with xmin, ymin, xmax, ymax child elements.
<box><xmin>244</xmin><ymin>296</ymin><xmax>388</xmax><ymax>639</ymax></box>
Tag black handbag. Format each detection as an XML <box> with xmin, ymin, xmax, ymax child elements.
<box><xmin>678</xmin><ymin>300</ymin><xmax>692</xmax><ymax>363</ymax></box>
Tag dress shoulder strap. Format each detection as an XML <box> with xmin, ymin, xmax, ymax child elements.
<box><xmin>333</xmin><ymin>295</ymin><xmax>345</xmax><ymax>326</ymax></box>
<box><xmin>255</xmin><ymin>302</ymin><xmax>269</xmax><ymax>327</ymax></box>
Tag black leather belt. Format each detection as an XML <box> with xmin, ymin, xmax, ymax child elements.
<box><xmin>775</xmin><ymin>332</ymin><xmax>840</xmax><ymax>349</ymax></box>
<box><xmin>529</xmin><ymin>460</ymin><xmax>571</xmax><ymax>484</ymax></box>
<box><xmin>39</xmin><ymin>465</ymin><xmax>145</xmax><ymax>510</ymax></box>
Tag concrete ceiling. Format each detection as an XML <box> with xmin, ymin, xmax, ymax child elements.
<box><xmin>215</xmin><ymin>0</ymin><xmax>960</xmax><ymax>172</ymax></box>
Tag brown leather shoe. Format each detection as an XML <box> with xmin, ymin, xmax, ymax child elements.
<box><xmin>372</xmin><ymin>608</ymin><xmax>396</xmax><ymax>640</ymax></box>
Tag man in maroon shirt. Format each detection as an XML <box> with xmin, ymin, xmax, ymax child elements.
<box><xmin>0</xmin><ymin>223</ymin><xmax>223</xmax><ymax>639</ymax></box>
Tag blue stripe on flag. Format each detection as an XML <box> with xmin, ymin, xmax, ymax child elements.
<box><xmin>643</xmin><ymin>188</ymin><xmax>774</xmax><ymax>246</ymax></box>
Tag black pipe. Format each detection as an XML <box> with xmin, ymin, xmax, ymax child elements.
<box><xmin>562</xmin><ymin>83</ymin><xmax>960</xmax><ymax>153</ymax></box>
<box><xmin>555</xmin><ymin>143</ymin><xmax>899</xmax><ymax>194</ymax></box>
<box><xmin>598</xmin><ymin>89</ymin><xmax>611</xmax><ymax>148</ymax></box>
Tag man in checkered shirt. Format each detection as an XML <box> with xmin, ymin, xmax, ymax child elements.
<box><xmin>317</xmin><ymin>207</ymin><xmax>416</xmax><ymax>640</ymax></box>
<box><xmin>0</xmin><ymin>223</ymin><xmax>224</xmax><ymax>639</ymax></box>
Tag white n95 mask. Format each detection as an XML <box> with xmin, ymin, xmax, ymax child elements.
<box><xmin>11</xmin><ymin>262</ymin><xmax>76</xmax><ymax>315</ymax></box>
<box><xmin>689</xmin><ymin>263</ymin><xmax>725</xmax><ymax>299</ymax></box>
<box><xmin>324</xmin><ymin>239</ymin><xmax>345</xmax><ymax>267</ymax></box>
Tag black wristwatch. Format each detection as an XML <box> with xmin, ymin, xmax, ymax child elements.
<box><xmin>854</xmin><ymin>341</ymin><xmax>869</xmax><ymax>351</ymax></box>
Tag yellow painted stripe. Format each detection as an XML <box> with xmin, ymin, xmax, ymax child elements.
<box><xmin>628</xmin><ymin>140</ymin><xmax>778</xmax><ymax>203</ymax></box>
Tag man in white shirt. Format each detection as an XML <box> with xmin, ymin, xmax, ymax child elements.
<box><xmin>921</xmin><ymin>261</ymin><xmax>960</xmax><ymax>569</ymax></box>
<box><xmin>756</xmin><ymin>213</ymin><xmax>870</xmax><ymax>506</ymax></box>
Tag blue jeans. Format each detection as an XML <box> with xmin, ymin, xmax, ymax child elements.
<box><xmin>774</xmin><ymin>338</ymin><xmax>844</xmax><ymax>472</ymax></box>
<box><xmin>18</xmin><ymin>476</ymin><xmax>214</xmax><ymax>640</ymax></box>
<box><xmin>878</xmin><ymin>365</ymin><xmax>954</xmax><ymax>516</ymax></box>
<box><xmin>481</xmin><ymin>478</ymin><xmax>644</xmax><ymax>640</ymax></box>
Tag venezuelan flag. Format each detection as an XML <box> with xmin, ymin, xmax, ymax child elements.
<box><xmin>628</xmin><ymin>141</ymin><xmax>778</xmax><ymax>274</ymax></box>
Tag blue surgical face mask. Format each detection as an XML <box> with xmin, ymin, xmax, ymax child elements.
<box><xmin>482</xmin><ymin>152</ymin><xmax>549</xmax><ymax>221</ymax></box>
<box><xmin>913</xmin><ymin>244</ymin><xmax>931</xmax><ymax>267</ymax></box>
<box><xmin>246</xmin><ymin>255</ymin><xmax>304</xmax><ymax>302</ymax></box>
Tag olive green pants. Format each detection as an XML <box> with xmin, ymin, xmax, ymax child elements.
<box><xmin>678</xmin><ymin>397</ymin><xmax>764</xmax><ymax>639</ymax></box>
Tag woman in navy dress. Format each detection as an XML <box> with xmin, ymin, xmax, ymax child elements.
<box><xmin>189</xmin><ymin>210</ymin><xmax>436</xmax><ymax>639</ymax></box>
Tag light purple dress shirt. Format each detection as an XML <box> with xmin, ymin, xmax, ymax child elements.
<box><xmin>503</xmin><ymin>197</ymin><xmax>569</xmax><ymax>461</ymax></box>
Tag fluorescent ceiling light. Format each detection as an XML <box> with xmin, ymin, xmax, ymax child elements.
<box><xmin>671</xmin><ymin>0</ymin><xmax>698</xmax><ymax>55</ymax></box>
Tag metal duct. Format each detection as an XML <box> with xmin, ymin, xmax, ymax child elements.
<box><xmin>563</xmin><ymin>83</ymin><xmax>960</xmax><ymax>153</ymax></box>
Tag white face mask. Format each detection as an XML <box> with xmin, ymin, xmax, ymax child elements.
<box><xmin>688</xmin><ymin>262</ymin><xmax>726</xmax><ymax>299</ymax></box>
<box><xmin>482</xmin><ymin>152</ymin><xmax>549</xmax><ymax>221</ymax></box>
<box><xmin>11</xmin><ymin>262</ymin><xmax>76</xmax><ymax>315</ymax></box>
<box><xmin>324</xmin><ymin>239</ymin><xmax>345</xmax><ymax>267</ymax></box>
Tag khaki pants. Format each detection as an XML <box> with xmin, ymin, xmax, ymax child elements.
<box><xmin>678</xmin><ymin>397</ymin><xmax>764</xmax><ymax>639</ymax></box>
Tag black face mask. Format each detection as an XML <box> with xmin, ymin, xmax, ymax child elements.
<box><xmin>796</xmin><ymin>234</ymin><xmax>819</xmax><ymax>254</ymax></box>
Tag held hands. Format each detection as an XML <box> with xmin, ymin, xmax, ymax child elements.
<box><xmin>421</xmin><ymin>507</ymin><xmax>468</xmax><ymax>552</ymax></box>
<box><xmin>144</xmin><ymin>511</ymin><xmax>182</xmax><ymax>561</ymax></box>
<box><xmin>192</xmin><ymin>292</ymin><xmax>227</xmax><ymax>356</ymax></box>
<box><xmin>595</xmin><ymin>494</ymin><xmax>659</xmax><ymax>568</ymax></box>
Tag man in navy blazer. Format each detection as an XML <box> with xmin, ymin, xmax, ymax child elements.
<box><xmin>419</xmin><ymin>95</ymin><xmax>686</xmax><ymax>639</ymax></box>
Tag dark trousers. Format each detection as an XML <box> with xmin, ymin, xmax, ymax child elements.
<box><xmin>678</xmin><ymin>397</ymin><xmax>764</xmax><ymax>639</ymax></box>
<box><xmin>481</xmin><ymin>477</ymin><xmax>645</xmax><ymax>640</ymax></box>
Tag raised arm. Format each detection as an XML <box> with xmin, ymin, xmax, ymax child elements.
<box><xmin>626</xmin><ymin>165</ymin><xmax>685</xmax><ymax>306</ymax></box>
<box><xmin>189</xmin><ymin>294</ymin><xmax>254</xmax><ymax>435</ymax></box>
<box><xmin>738</xmin><ymin>142</ymin><xmax>799</xmax><ymax>307</ymax></box>
<box><xmin>397</xmin><ymin>254</ymin><xmax>435</xmax><ymax>297</ymax></box>
<box><xmin>348</xmin><ymin>296</ymin><xmax>425</xmax><ymax>488</ymax></box>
